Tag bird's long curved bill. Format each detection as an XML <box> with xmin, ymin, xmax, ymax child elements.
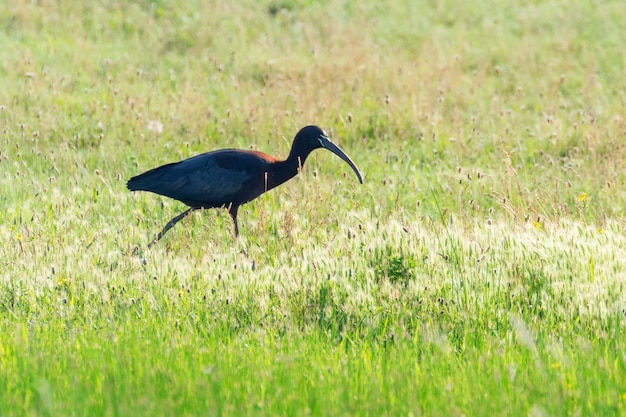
<box><xmin>321</xmin><ymin>137</ymin><xmax>364</xmax><ymax>184</ymax></box>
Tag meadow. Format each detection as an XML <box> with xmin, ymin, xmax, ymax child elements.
<box><xmin>1</xmin><ymin>0</ymin><xmax>625</xmax><ymax>415</ymax></box>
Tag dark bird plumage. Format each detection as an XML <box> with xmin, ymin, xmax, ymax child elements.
<box><xmin>127</xmin><ymin>125</ymin><xmax>363</xmax><ymax>247</ymax></box>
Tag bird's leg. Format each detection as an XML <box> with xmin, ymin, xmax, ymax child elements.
<box><xmin>228</xmin><ymin>205</ymin><xmax>249</xmax><ymax>257</ymax></box>
<box><xmin>228</xmin><ymin>205</ymin><xmax>240</xmax><ymax>237</ymax></box>
<box><xmin>147</xmin><ymin>207</ymin><xmax>196</xmax><ymax>248</ymax></box>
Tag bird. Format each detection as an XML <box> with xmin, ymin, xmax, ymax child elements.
<box><xmin>127</xmin><ymin>125</ymin><xmax>363</xmax><ymax>247</ymax></box>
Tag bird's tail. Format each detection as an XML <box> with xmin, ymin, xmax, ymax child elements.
<box><xmin>127</xmin><ymin>162</ymin><xmax>177</xmax><ymax>191</ymax></box>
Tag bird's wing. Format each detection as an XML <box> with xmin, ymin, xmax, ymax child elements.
<box><xmin>129</xmin><ymin>150</ymin><xmax>265</xmax><ymax>205</ymax></box>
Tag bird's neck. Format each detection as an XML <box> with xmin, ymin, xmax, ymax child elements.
<box><xmin>267</xmin><ymin>151</ymin><xmax>309</xmax><ymax>190</ymax></box>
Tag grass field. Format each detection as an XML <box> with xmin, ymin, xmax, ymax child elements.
<box><xmin>1</xmin><ymin>0</ymin><xmax>626</xmax><ymax>415</ymax></box>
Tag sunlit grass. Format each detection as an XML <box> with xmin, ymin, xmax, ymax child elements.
<box><xmin>1</xmin><ymin>0</ymin><xmax>626</xmax><ymax>415</ymax></box>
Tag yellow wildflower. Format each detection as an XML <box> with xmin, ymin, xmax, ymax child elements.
<box><xmin>577</xmin><ymin>192</ymin><xmax>590</xmax><ymax>202</ymax></box>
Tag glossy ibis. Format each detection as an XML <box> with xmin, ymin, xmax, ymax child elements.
<box><xmin>127</xmin><ymin>125</ymin><xmax>363</xmax><ymax>247</ymax></box>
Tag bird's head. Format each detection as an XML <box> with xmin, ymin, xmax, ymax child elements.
<box><xmin>292</xmin><ymin>125</ymin><xmax>363</xmax><ymax>184</ymax></box>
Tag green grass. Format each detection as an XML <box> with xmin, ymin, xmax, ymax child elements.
<box><xmin>1</xmin><ymin>0</ymin><xmax>626</xmax><ymax>415</ymax></box>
